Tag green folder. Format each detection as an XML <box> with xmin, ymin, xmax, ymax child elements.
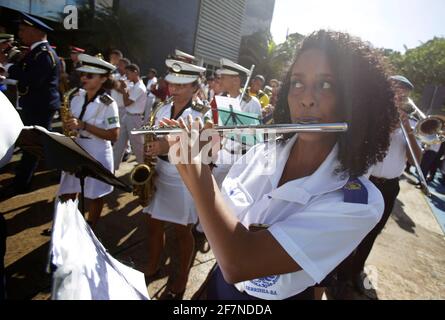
<box><xmin>218</xmin><ymin>106</ymin><xmax>263</xmax><ymax>146</ymax></box>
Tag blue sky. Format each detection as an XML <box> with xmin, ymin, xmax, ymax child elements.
<box><xmin>270</xmin><ymin>0</ymin><xmax>445</xmax><ymax>52</ymax></box>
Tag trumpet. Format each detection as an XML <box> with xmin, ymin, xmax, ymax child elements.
<box><xmin>131</xmin><ymin>122</ymin><xmax>348</xmax><ymax>136</ymax></box>
<box><xmin>402</xmin><ymin>98</ymin><xmax>445</xmax><ymax>145</ymax></box>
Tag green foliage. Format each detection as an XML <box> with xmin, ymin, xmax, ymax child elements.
<box><xmin>238</xmin><ymin>30</ymin><xmax>304</xmax><ymax>81</ymax></box>
<box><xmin>384</xmin><ymin>38</ymin><xmax>445</xmax><ymax>97</ymax></box>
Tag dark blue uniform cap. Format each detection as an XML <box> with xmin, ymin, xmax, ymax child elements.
<box><xmin>20</xmin><ymin>12</ymin><xmax>54</xmax><ymax>33</ymax></box>
<box><xmin>389</xmin><ymin>75</ymin><xmax>414</xmax><ymax>90</ymax></box>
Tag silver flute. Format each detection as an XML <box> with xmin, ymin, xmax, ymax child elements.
<box><xmin>131</xmin><ymin>122</ymin><xmax>348</xmax><ymax>136</ymax></box>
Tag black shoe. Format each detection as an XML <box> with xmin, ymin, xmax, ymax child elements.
<box><xmin>122</xmin><ymin>152</ymin><xmax>130</xmax><ymax>162</ymax></box>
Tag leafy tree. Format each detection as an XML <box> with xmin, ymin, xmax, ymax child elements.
<box><xmin>238</xmin><ymin>30</ymin><xmax>304</xmax><ymax>81</ymax></box>
<box><xmin>384</xmin><ymin>38</ymin><xmax>445</xmax><ymax>98</ymax></box>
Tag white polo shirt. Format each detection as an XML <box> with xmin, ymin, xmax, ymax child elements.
<box><xmin>370</xmin><ymin>129</ymin><xmax>408</xmax><ymax>179</ymax></box>
<box><xmin>221</xmin><ymin>135</ymin><xmax>384</xmax><ymax>299</ymax></box>
<box><xmin>125</xmin><ymin>79</ymin><xmax>147</xmax><ymax>114</ymax></box>
<box><xmin>237</xmin><ymin>94</ymin><xmax>262</xmax><ymax>118</ymax></box>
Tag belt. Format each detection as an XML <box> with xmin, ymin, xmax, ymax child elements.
<box><xmin>126</xmin><ymin>112</ymin><xmax>144</xmax><ymax>116</ymax></box>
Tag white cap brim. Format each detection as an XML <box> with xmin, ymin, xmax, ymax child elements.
<box><xmin>217</xmin><ymin>69</ymin><xmax>240</xmax><ymax>76</ymax></box>
<box><xmin>165</xmin><ymin>73</ymin><xmax>199</xmax><ymax>84</ymax></box>
<box><xmin>76</xmin><ymin>66</ymin><xmax>108</xmax><ymax>74</ymax></box>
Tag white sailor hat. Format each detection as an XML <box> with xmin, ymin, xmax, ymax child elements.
<box><xmin>165</xmin><ymin>59</ymin><xmax>206</xmax><ymax>84</ymax></box>
<box><xmin>174</xmin><ymin>49</ymin><xmax>196</xmax><ymax>62</ymax></box>
<box><xmin>218</xmin><ymin>58</ymin><xmax>251</xmax><ymax>76</ymax></box>
<box><xmin>76</xmin><ymin>54</ymin><xmax>116</xmax><ymax>74</ymax></box>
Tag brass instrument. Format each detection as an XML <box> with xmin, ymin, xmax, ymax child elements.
<box><xmin>60</xmin><ymin>87</ymin><xmax>80</xmax><ymax>137</ymax></box>
<box><xmin>402</xmin><ymin>97</ymin><xmax>445</xmax><ymax>145</ymax></box>
<box><xmin>399</xmin><ymin>97</ymin><xmax>444</xmax><ymax>197</ymax></box>
<box><xmin>130</xmin><ymin>122</ymin><xmax>348</xmax><ymax>136</ymax></box>
<box><xmin>129</xmin><ymin>105</ymin><xmax>160</xmax><ymax>207</ymax></box>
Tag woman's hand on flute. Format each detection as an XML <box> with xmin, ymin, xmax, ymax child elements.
<box><xmin>159</xmin><ymin>115</ymin><xmax>219</xmax><ymax>184</ymax></box>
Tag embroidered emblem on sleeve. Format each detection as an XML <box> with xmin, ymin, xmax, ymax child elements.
<box><xmin>107</xmin><ymin>116</ymin><xmax>118</xmax><ymax>125</ymax></box>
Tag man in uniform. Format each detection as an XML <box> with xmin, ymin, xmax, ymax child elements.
<box><xmin>210</xmin><ymin>58</ymin><xmax>262</xmax><ymax>187</ymax></box>
<box><xmin>0</xmin><ymin>12</ymin><xmax>60</xmax><ymax>196</ymax></box>
<box><xmin>217</xmin><ymin>58</ymin><xmax>262</xmax><ymax>118</ymax></box>
<box><xmin>248</xmin><ymin>74</ymin><xmax>270</xmax><ymax>110</ymax></box>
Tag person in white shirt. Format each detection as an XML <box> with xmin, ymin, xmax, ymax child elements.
<box><xmin>111</xmin><ymin>58</ymin><xmax>131</xmax><ymax>160</ymax></box>
<box><xmin>210</xmin><ymin>59</ymin><xmax>262</xmax><ymax>188</ymax></box>
<box><xmin>217</xmin><ymin>58</ymin><xmax>262</xmax><ymax>118</ymax></box>
<box><xmin>161</xmin><ymin>30</ymin><xmax>399</xmax><ymax>300</ymax></box>
<box><xmin>113</xmin><ymin>63</ymin><xmax>147</xmax><ymax>170</ymax></box>
<box><xmin>58</xmin><ymin>54</ymin><xmax>119</xmax><ymax>228</ymax></box>
<box><xmin>339</xmin><ymin>75</ymin><xmax>423</xmax><ymax>298</ymax></box>
<box><xmin>144</xmin><ymin>68</ymin><xmax>158</xmax><ymax>121</ymax></box>
<box><xmin>142</xmin><ymin>58</ymin><xmax>208</xmax><ymax>299</ymax></box>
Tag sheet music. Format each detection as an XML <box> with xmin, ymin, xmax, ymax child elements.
<box><xmin>0</xmin><ymin>92</ymin><xmax>23</xmax><ymax>168</ymax></box>
<box><xmin>50</xmin><ymin>200</ymin><xmax>149</xmax><ymax>300</ymax></box>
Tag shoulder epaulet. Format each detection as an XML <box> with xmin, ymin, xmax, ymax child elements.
<box><xmin>191</xmin><ymin>100</ymin><xmax>210</xmax><ymax>114</ymax></box>
<box><xmin>100</xmin><ymin>93</ymin><xmax>114</xmax><ymax>106</ymax></box>
<box><xmin>342</xmin><ymin>178</ymin><xmax>368</xmax><ymax>204</ymax></box>
<box><xmin>34</xmin><ymin>45</ymin><xmax>56</xmax><ymax>67</ymax></box>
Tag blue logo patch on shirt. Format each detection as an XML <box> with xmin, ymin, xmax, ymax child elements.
<box><xmin>250</xmin><ymin>275</ymin><xmax>280</xmax><ymax>288</ymax></box>
<box><xmin>343</xmin><ymin>178</ymin><xmax>368</xmax><ymax>204</ymax></box>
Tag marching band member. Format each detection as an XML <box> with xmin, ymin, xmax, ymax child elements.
<box><xmin>113</xmin><ymin>63</ymin><xmax>147</xmax><ymax>170</ymax></box>
<box><xmin>209</xmin><ymin>59</ymin><xmax>262</xmax><ymax>188</ymax></box>
<box><xmin>142</xmin><ymin>59</ymin><xmax>208</xmax><ymax>299</ymax></box>
<box><xmin>218</xmin><ymin>58</ymin><xmax>262</xmax><ymax>117</ymax></box>
<box><xmin>163</xmin><ymin>30</ymin><xmax>399</xmax><ymax>300</ymax></box>
<box><xmin>340</xmin><ymin>75</ymin><xmax>423</xmax><ymax>297</ymax></box>
<box><xmin>58</xmin><ymin>54</ymin><xmax>120</xmax><ymax>228</ymax></box>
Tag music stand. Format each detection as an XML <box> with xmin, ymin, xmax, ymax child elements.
<box><xmin>215</xmin><ymin>96</ymin><xmax>262</xmax><ymax>148</ymax></box>
<box><xmin>17</xmin><ymin>126</ymin><xmax>132</xmax><ymax>215</ymax></box>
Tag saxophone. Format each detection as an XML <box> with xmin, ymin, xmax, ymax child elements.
<box><xmin>129</xmin><ymin>104</ymin><xmax>160</xmax><ymax>207</ymax></box>
<box><xmin>60</xmin><ymin>87</ymin><xmax>79</xmax><ymax>137</ymax></box>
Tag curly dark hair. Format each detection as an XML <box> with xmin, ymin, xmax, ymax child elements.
<box><xmin>273</xmin><ymin>30</ymin><xmax>399</xmax><ymax>177</ymax></box>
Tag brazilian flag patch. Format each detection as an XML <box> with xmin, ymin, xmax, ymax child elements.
<box><xmin>107</xmin><ymin>116</ymin><xmax>118</xmax><ymax>125</ymax></box>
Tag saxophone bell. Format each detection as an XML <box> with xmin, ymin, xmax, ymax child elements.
<box><xmin>130</xmin><ymin>164</ymin><xmax>153</xmax><ymax>185</ymax></box>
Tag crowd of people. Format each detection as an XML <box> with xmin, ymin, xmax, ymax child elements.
<box><xmin>0</xmin><ymin>12</ymin><xmax>443</xmax><ymax>301</ymax></box>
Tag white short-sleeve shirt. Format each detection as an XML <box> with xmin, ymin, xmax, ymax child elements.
<box><xmin>70</xmin><ymin>89</ymin><xmax>120</xmax><ymax>140</ymax></box>
<box><xmin>125</xmin><ymin>80</ymin><xmax>147</xmax><ymax>114</ymax></box>
<box><xmin>221</xmin><ymin>135</ymin><xmax>384</xmax><ymax>299</ymax></box>
<box><xmin>370</xmin><ymin>129</ymin><xmax>408</xmax><ymax>179</ymax></box>
<box><xmin>153</xmin><ymin>100</ymin><xmax>206</xmax><ymax>126</ymax></box>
